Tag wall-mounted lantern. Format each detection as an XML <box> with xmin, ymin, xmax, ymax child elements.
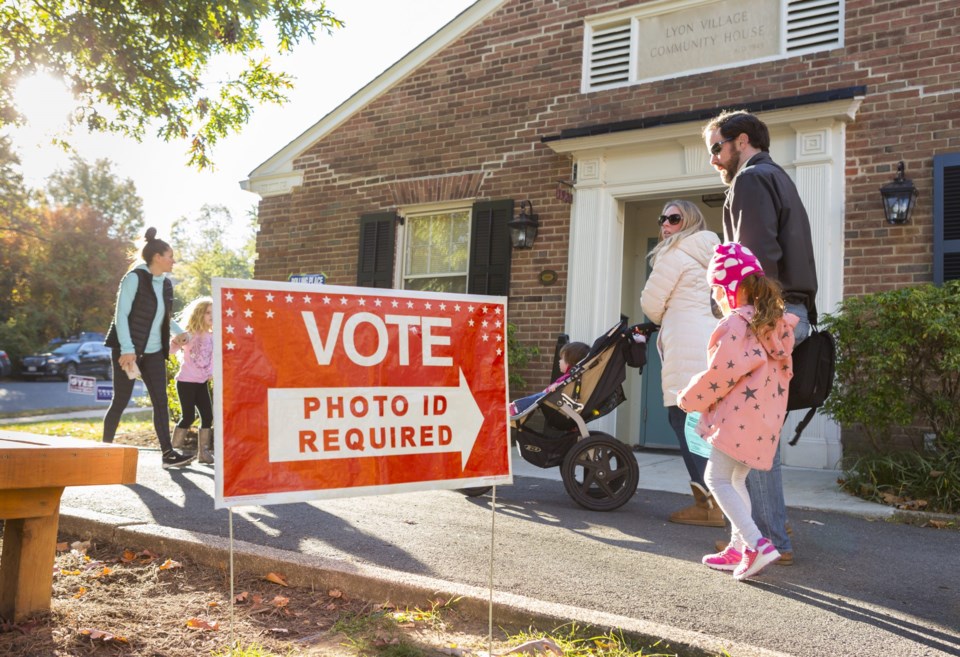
<box><xmin>880</xmin><ymin>161</ymin><xmax>919</xmax><ymax>225</ymax></box>
<box><xmin>508</xmin><ymin>200</ymin><xmax>539</xmax><ymax>249</ymax></box>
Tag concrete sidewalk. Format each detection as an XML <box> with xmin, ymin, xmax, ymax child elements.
<box><xmin>1</xmin><ymin>407</ymin><xmax>891</xmax><ymax>518</ymax></box>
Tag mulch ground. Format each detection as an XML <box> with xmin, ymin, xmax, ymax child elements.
<box><xmin>0</xmin><ymin>534</ymin><xmax>505</xmax><ymax>657</ymax></box>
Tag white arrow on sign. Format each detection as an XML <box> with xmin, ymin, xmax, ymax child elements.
<box><xmin>267</xmin><ymin>369</ymin><xmax>484</xmax><ymax>469</ymax></box>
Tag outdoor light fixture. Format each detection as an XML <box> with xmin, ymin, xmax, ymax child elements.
<box><xmin>508</xmin><ymin>200</ymin><xmax>539</xmax><ymax>249</ymax></box>
<box><xmin>701</xmin><ymin>192</ymin><xmax>726</xmax><ymax>208</ymax></box>
<box><xmin>880</xmin><ymin>161</ymin><xmax>919</xmax><ymax>225</ymax></box>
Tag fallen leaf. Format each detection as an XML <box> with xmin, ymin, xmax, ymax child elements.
<box><xmin>159</xmin><ymin>559</ymin><xmax>182</xmax><ymax>570</ymax></box>
<box><xmin>138</xmin><ymin>549</ymin><xmax>160</xmax><ymax>563</ymax></box>
<box><xmin>802</xmin><ymin>519</ymin><xmax>825</xmax><ymax>526</ymax></box>
<box><xmin>324</xmin><ymin>603</ymin><xmax>337</xmax><ymax>611</ymax></box>
<box><xmin>61</xmin><ymin>569</ymin><xmax>82</xmax><ymax>576</ymax></box>
<box><xmin>265</xmin><ymin>572</ymin><xmax>288</xmax><ymax>587</ymax></box>
<box><xmin>78</xmin><ymin>627</ymin><xmax>127</xmax><ymax>643</ymax></box>
<box><xmin>207</xmin><ymin>601</ymin><xmax>219</xmax><ymax>608</ymax></box>
<box><xmin>186</xmin><ymin>618</ymin><xmax>220</xmax><ymax>631</ymax></box>
<box><xmin>927</xmin><ymin>520</ymin><xmax>950</xmax><ymax>529</ymax></box>
<box><xmin>328</xmin><ymin>588</ymin><xmax>343</xmax><ymax>598</ymax></box>
<box><xmin>70</xmin><ymin>540</ymin><xmax>91</xmax><ymax>554</ymax></box>
<box><xmin>235</xmin><ymin>591</ymin><xmax>250</xmax><ymax>604</ymax></box>
<box><xmin>929</xmin><ymin>470</ymin><xmax>944</xmax><ymax>478</ymax></box>
<box><xmin>268</xmin><ymin>627</ymin><xmax>290</xmax><ymax>634</ymax></box>
<box><xmin>270</xmin><ymin>595</ymin><xmax>289</xmax><ymax>608</ymax></box>
<box><xmin>121</xmin><ymin>549</ymin><xmax>138</xmax><ymax>563</ymax></box>
<box><xmin>73</xmin><ymin>587</ymin><xmax>87</xmax><ymax>599</ymax></box>
<box><xmin>56</xmin><ymin>542</ymin><xmax>69</xmax><ymax>552</ymax></box>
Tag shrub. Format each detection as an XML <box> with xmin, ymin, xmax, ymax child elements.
<box><xmin>821</xmin><ymin>281</ymin><xmax>960</xmax><ymax>452</ymax></box>
<box><xmin>506</xmin><ymin>322</ymin><xmax>539</xmax><ymax>394</ymax></box>
<box><xmin>822</xmin><ymin>281</ymin><xmax>960</xmax><ymax>512</ymax></box>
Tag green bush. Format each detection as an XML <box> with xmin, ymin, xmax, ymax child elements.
<box><xmin>822</xmin><ymin>281</ymin><xmax>960</xmax><ymax>451</ymax></box>
<box><xmin>506</xmin><ymin>322</ymin><xmax>539</xmax><ymax>394</ymax></box>
<box><xmin>821</xmin><ymin>281</ymin><xmax>960</xmax><ymax>512</ymax></box>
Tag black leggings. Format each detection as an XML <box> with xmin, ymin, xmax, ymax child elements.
<box><xmin>176</xmin><ymin>381</ymin><xmax>213</xmax><ymax>429</ymax></box>
<box><xmin>103</xmin><ymin>350</ymin><xmax>172</xmax><ymax>452</ymax></box>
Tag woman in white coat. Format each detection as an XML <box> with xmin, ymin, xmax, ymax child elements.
<box><xmin>640</xmin><ymin>200</ymin><xmax>723</xmax><ymax>526</ymax></box>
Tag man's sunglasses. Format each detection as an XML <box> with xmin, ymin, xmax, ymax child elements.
<box><xmin>658</xmin><ymin>214</ymin><xmax>682</xmax><ymax>226</ymax></box>
<box><xmin>709</xmin><ymin>136</ymin><xmax>735</xmax><ymax>156</ymax></box>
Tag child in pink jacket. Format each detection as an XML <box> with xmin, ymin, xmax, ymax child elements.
<box><xmin>678</xmin><ymin>243</ymin><xmax>796</xmax><ymax>581</ymax></box>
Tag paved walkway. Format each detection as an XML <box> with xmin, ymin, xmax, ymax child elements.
<box><xmin>1</xmin><ymin>408</ymin><xmax>890</xmax><ymax>518</ymax></box>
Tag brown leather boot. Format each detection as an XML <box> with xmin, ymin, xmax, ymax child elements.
<box><xmin>172</xmin><ymin>426</ymin><xmax>189</xmax><ymax>450</ymax></box>
<box><xmin>669</xmin><ymin>483</ymin><xmax>726</xmax><ymax>527</ymax></box>
<box><xmin>198</xmin><ymin>428</ymin><xmax>214</xmax><ymax>465</ymax></box>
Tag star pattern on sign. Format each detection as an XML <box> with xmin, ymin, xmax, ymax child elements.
<box><xmin>218</xmin><ymin>288</ymin><xmax>507</xmax><ymax>368</ymax></box>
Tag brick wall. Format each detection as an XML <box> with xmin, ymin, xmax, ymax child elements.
<box><xmin>254</xmin><ymin>0</ymin><xmax>960</xmax><ymax>390</ymax></box>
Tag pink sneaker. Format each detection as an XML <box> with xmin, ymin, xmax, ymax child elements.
<box><xmin>702</xmin><ymin>545</ymin><xmax>742</xmax><ymax>571</ymax></box>
<box><xmin>733</xmin><ymin>538</ymin><xmax>780</xmax><ymax>581</ymax></box>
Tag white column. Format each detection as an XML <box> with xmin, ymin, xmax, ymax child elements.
<box><xmin>782</xmin><ymin>121</ymin><xmax>844</xmax><ymax>469</ymax></box>
<box><xmin>566</xmin><ymin>157</ymin><xmax>624</xmax><ymax>435</ymax></box>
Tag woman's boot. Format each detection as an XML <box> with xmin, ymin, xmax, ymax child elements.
<box><xmin>669</xmin><ymin>482</ymin><xmax>725</xmax><ymax>527</ymax></box>
<box><xmin>198</xmin><ymin>428</ymin><xmax>214</xmax><ymax>464</ymax></box>
<box><xmin>172</xmin><ymin>426</ymin><xmax>189</xmax><ymax>450</ymax></box>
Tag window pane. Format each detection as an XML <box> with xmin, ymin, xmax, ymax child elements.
<box><xmin>404</xmin><ymin>276</ymin><xmax>467</xmax><ymax>294</ymax></box>
<box><xmin>403</xmin><ymin>209</ymin><xmax>470</xmax><ymax>290</ymax></box>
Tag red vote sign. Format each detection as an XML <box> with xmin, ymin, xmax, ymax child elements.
<box><xmin>212</xmin><ymin>278</ymin><xmax>512</xmax><ymax>508</ymax></box>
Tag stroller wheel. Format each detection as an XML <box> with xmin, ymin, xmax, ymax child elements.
<box><xmin>560</xmin><ymin>433</ymin><xmax>639</xmax><ymax>511</ymax></box>
<box><xmin>456</xmin><ymin>486</ymin><xmax>493</xmax><ymax>497</ymax></box>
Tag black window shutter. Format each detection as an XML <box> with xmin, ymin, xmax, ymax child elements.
<box><xmin>934</xmin><ymin>154</ymin><xmax>960</xmax><ymax>284</ymax></box>
<box><xmin>468</xmin><ymin>200</ymin><xmax>513</xmax><ymax>295</ymax></box>
<box><xmin>357</xmin><ymin>212</ymin><xmax>397</xmax><ymax>288</ymax></box>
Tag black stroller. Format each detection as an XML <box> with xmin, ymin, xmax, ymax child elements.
<box><xmin>461</xmin><ymin>320</ymin><xmax>657</xmax><ymax>511</ymax></box>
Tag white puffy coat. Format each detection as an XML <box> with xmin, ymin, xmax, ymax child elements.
<box><xmin>640</xmin><ymin>230</ymin><xmax>720</xmax><ymax>407</ymax></box>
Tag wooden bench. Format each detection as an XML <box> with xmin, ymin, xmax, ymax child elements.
<box><xmin>0</xmin><ymin>430</ymin><xmax>138</xmax><ymax>622</ymax></box>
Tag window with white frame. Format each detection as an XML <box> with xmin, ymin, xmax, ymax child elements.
<box><xmin>401</xmin><ymin>208</ymin><xmax>471</xmax><ymax>293</ymax></box>
<box><xmin>583</xmin><ymin>0</ymin><xmax>843</xmax><ymax>92</ymax></box>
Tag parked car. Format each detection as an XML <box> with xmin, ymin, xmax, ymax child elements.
<box><xmin>45</xmin><ymin>331</ymin><xmax>107</xmax><ymax>351</ymax></box>
<box><xmin>0</xmin><ymin>350</ymin><xmax>11</xmax><ymax>377</ymax></box>
<box><xmin>20</xmin><ymin>341</ymin><xmax>114</xmax><ymax>381</ymax></box>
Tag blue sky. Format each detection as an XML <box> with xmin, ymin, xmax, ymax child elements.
<box><xmin>8</xmin><ymin>0</ymin><xmax>476</xmax><ymax>241</ymax></box>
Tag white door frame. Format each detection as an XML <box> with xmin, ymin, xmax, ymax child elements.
<box><xmin>544</xmin><ymin>96</ymin><xmax>862</xmax><ymax>469</ymax></box>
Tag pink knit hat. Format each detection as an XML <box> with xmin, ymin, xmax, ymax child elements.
<box><xmin>708</xmin><ymin>243</ymin><xmax>765</xmax><ymax>309</ymax></box>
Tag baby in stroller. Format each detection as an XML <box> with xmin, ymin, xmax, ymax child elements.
<box><xmin>509</xmin><ymin>341</ymin><xmax>590</xmax><ymax>420</ymax></box>
<box><xmin>505</xmin><ymin>320</ymin><xmax>656</xmax><ymax>511</ymax></box>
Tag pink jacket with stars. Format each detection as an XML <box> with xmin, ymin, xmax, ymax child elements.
<box><xmin>677</xmin><ymin>306</ymin><xmax>797</xmax><ymax>471</ymax></box>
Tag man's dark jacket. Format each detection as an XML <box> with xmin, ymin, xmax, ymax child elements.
<box><xmin>723</xmin><ymin>151</ymin><xmax>819</xmax><ymax>323</ymax></box>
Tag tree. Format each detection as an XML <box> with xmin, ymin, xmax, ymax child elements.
<box><xmin>1</xmin><ymin>1</ymin><xmax>342</xmax><ymax>168</ymax></box>
<box><xmin>0</xmin><ymin>150</ymin><xmax>135</xmax><ymax>360</ymax></box>
<box><xmin>0</xmin><ymin>137</ymin><xmax>35</xmax><ymax>327</ymax></box>
<box><xmin>45</xmin><ymin>155</ymin><xmax>144</xmax><ymax>242</ymax></box>
<box><xmin>170</xmin><ymin>204</ymin><xmax>256</xmax><ymax>306</ymax></box>
<box><xmin>27</xmin><ymin>205</ymin><xmax>130</xmax><ymax>340</ymax></box>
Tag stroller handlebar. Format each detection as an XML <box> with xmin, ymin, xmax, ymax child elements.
<box><xmin>626</xmin><ymin>321</ymin><xmax>659</xmax><ymax>336</ymax></box>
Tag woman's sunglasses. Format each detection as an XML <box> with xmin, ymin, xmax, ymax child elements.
<box><xmin>658</xmin><ymin>213</ymin><xmax>683</xmax><ymax>226</ymax></box>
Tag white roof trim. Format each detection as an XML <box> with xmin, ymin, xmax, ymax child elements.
<box><xmin>243</xmin><ymin>0</ymin><xmax>506</xmax><ymax>196</ymax></box>
<box><xmin>544</xmin><ymin>97</ymin><xmax>864</xmax><ymax>155</ymax></box>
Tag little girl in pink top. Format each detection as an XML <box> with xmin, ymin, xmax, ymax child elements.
<box><xmin>678</xmin><ymin>243</ymin><xmax>796</xmax><ymax>581</ymax></box>
<box><xmin>170</xmin><ymin>296</ymin><xmax>215</xmax><ymax>464</ymax></box>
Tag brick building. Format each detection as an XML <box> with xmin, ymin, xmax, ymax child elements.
<box><xmin>243</xmin><ymin>0</ymin><xmax>960</xmax><ymax>470</ymax></box>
